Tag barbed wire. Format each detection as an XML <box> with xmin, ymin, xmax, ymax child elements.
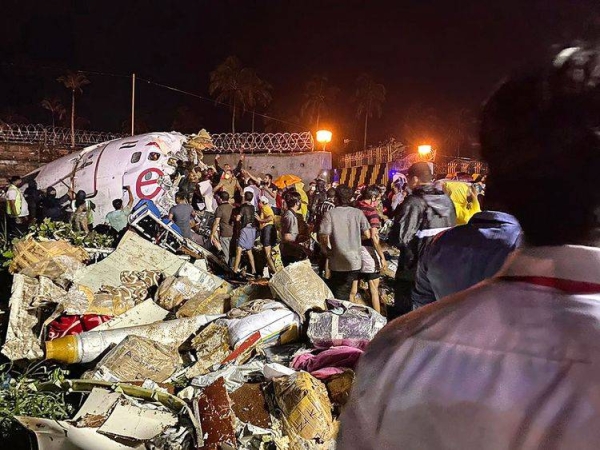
<box><xmin>0</xmin><ymin>124</ymin><xmax>315</xmax><ymax>153</ymax></box>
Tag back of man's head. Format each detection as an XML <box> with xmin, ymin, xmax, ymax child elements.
<box><xmin>112</xmin><ymin>199</ymin><xmax>123</xmax><ymax>210</ymax></box>
<box><xmin>244</xmin><ymin>191</ymin><xmax>254</xmax><ymax>203</ymax></box>
<box><xmin>364</xmin><ymin>185</ymin><xmax>381</xmax><ymax>201</ymax></box>
<box><xmin>407</xmin><ymin>162</ymin><xmax>433</xmax><ymax>183</ymax></box>
<box><xmin>326</xmin><ymin>187</ymin><xmax>336</xmax><ymax>199</ymax></box>
<box><xmin>218</xmin><ymin>191</ymin><xmax>230</xmax><ymax>203</ymax></box>
<box><xmin>480</xmin><ymin>43</ymin><xmax>600</xmax><ymax>246</ymax></box>
<box><xmin>336</xmin><ymin>185</ymin><xmax>354</xmax><ymax>206</ymax></box>
<box><xmin>175</xmin><ymin>192</ymin><xmax>186</xmax><ymax>203</ymax></box>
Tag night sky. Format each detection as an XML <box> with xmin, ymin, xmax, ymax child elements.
<box><xmin>1</xmin><ymin>0</ymin><xmax>598</xmax><ymax>155</ymax></box>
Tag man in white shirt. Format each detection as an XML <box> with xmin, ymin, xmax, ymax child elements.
<box><xmin>339</xmin><ymin>44</ymin><xmax>600</xmax><ymax>449</ymax></box>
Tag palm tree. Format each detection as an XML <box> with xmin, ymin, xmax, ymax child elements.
<box><xmin>41</xmin><ymin>97</ymin><xmax>66</xmax><ymax>128</ymax></box>
<box><xmin>354</xmin><ymin>74</ymin><xmax>386</xmax><ymax>150</ymax></box>
<box><xmin>301</xmin><ymin>75</ymin><xmax>339</xmax><ymax>130</ymax></box>
<box><xmin>209</xmin><ymin>56</ymin><xmax>251</xmax><ymax>133</ymax></box>
<box><xmin>242</xmin><ymin>70</ymin><xmax>273</xmax><ymax>133</ymax></box>
<box><xmin>57</xmin><ymin>71</ymin><xmax>90</xmax><ymax>148</ymax></box>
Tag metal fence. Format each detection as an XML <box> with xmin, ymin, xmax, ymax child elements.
<box><xmin>0</xmin><ymin>123</ymin><xmax>123</xmax><ymax>148</ymax></box>
<box><xmin>339</xmin><ymin>141</ymin><xmax>407</xmax><ymax>168</ymax></box>
<box><xmin>210</xmin><ymin>132</ymin><xmax>314</xmax><ymax>153</ymax></box>
<box><xmin>0</xmin><ymin>124</ymin><xmax>315</xmax><ymax>153</ymax></box>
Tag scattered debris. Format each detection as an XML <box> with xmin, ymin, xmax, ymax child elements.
<box><xmin>1</xmin><ymin>202</ymin><xmax>388</xmax><ymax>449</ymax></box>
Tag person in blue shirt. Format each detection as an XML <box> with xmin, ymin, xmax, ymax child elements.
<box><xmin>412</xmin><ymin>199</ymin><xmax>522</xmax><ymax>309</ymax></box>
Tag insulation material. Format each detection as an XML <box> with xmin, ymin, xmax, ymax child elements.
<box><xmin>273</xmin><ymin>372</ymin><xmax>334</xmax><ymax>445</ymax></box>
<box><xmin>185</xmin><ymin>322</ymin><xmax>231</xmax><ymax>379</ymax></box>
<box><xmin>306</xmin><ymin>299</ymin><xmax>387</xmax><ymax>349</ymax></box>
<box><xmin>229</xmin><ymin>281</ymin><xmax>274</xmax><ymax>309</ymax></box>
<box><xmin>230</xmin><ymin>383</ymin><xmax>271</xmax><ymax>428</ymax></box>
<box><xmin>85</xmin><ymin>335</ymin><xmax>180</xmax><ymax>383</ymax></box>
<box><xmin>156</xmin><ymin>276</ymin><xmax>204</xmax><ymax>311</ymax></box>
<box><xmin>20</xmin><ymin>255</ymin><xmax>86</xmax><ymax>282</ymax></box>
<box><xmin>58</xmin><ymin>284</ymin><xmax>95</xmax><ymax>315</ymax></box>
<box><xmin>225</xmin><ymin>300</ymin><xmax>300</xmax><ymax>348</ymax></box>
<box><xmin>325</xmin><ymin>370</ymin><xmax>355</xmax><ymax>407</ymax></box>
<box><xmin>176</xmin><ymin>261</ymin><xmax>224</xmax><ymax>289</ymax></box>
<box><xmin>10</xmin><ymin>237</ymin><xmax>88</xmax><ymax>274</ymax></box>
<box><xmin>31</xmin><ymin>276</ymin><xmax>67</xmax><ymax>308</ymax></box>
<box><xmin>191</xmin><ymin>360</ymin><xmax>266</xmax><ymax>392</ymax></box>
<box><xmin>177</xmin><ymin>284</ymin><xmax>233</xmax><ymax>318</ymax></box>
<box><xmin>73</xmin><ymin>231</ymin><xmax>185</xmax><ymax>292</ymax></box>
<box><xmin>269</xmin><ymin>260</ymin><xmax>331</xmax><ymax>320</ymax></box>
<box><xmin>194</xmin><ymin>377</ymin><xmax>237</xmax><ymax>450</ymax></box>
<box><xmin>1</xmin><ymin>274</ymin><xmax>43</xmax><ymax>361</ymax></box>
<box><xmin>93</xmin><ymin>299</ymin><xmax>169</xmax><ymax>331</ymax></box>
<box><xmin>85</xmin><ymin>291</ymin><xmax>137</xmax><ymax>317</ymax></box>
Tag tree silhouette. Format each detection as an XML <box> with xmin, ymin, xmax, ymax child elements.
<box><xmin>57</xmin><ymin>71</ymin><xmax>90</xmax><ymax>148</ymax></box>
<box><xmin>209</xmin><ymin>56</ymin><xmax>251</xmax><ymax>133</ymax></box>
<box><xmin>354</xmin><ymin>74</ymin><xmax>386</xmax><ymax>150</ymax></box>
<box><xmin>242</xmin><ymin>69</ymin><xmax>272</xmax><ymax>133</ymax></box>
<box><xmin>301</xmin><ymin>75</ymin><xmax>339</xmax><ymax>130</ymax></box>
<box><xmin>41</xmin><ymin>97</ymin><xmax>66</xmax><ymax>128</ymax></box>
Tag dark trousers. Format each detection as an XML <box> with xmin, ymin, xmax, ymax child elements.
<box><xmin>328</xmin><ymin>270</ymin><xmax>360</xmax><ymax>301</ymax></box>
<box><xmin>389</xmin><ymin>277</ymin><xmax>414</xmax><ymax>320</ymax></box>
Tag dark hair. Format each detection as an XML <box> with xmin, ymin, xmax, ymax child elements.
<box><xmin>326</xmin><ymin>187</ymin><xmax>336</xmax><ymax>198</ymax></box>
<box><xmin>335</xmin><ymin>184</ymin><xmax>354</xmax><ymax>206</ymax></box>
<box><xmin>244</xmin><ymin>191</ymin><xmax>254</xmax><ymax>202</ymax></box>
<box><xmin>480</xmin><ymin>43</ymin><xmax>600</xmax><ymax>246</ymax></box>
<box><xmin>113</xmin><ymin>199</ymin><xmax>123</xmax><ymax>210</ymax></box>
<box><xmin>364</xmin><ymin>185</ymin><xmax>381</xmax><ymax>200</ymax></box>
<box><xmin>407</xmin><ymin>162</ymin><xmax>433</xmax><ymax>183</ymax></box>
<box><xmin>175</xmin><ymin>192</ymin><xmax>187</xmax><ymax>202</ymax></box>
<box><xmin>286</xmin><ymin>191</ymin><xmax>302</xmax><ymax>208</ymax></box>
<box><xmin>218</xmin><ymin>191</ymin><xmax>230</xmax><ymax>202</ymax></box>
<box><xmin>265</xmin><ymin>173</ymin><xmax>273</xmax><ymax>180</ymax></box>
<box><xmin>9</xmin><ymin>176</ymin><xmax>21</xmax><ymax>183</ymax></box>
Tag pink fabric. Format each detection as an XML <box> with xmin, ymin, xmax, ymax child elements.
<box><xmin>291</xmin><ymin>346</ymin><xmax>363</xmax><ymax>379</ymax></box>
<box><xmin>48</xmin><ymin>314</ymin><xmax>112</xmax><ymax>340</ymax></box>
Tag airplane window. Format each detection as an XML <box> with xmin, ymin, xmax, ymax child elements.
<box><xmin>148</xmin><ymin>152</ymin><xmax>160</xmax><ymax>161</ymax></box>
<box><xmin>131</xmin><ymin>152</ymin><xmax>141</xmax><ymax>163</ymax></box>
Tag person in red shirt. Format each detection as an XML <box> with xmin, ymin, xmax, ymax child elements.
<box><xmin>356</xmin><ymin>185</ymin><xmax>387</xmax><ymax>313</ymax></box>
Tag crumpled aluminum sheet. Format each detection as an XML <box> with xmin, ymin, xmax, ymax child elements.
<box><xmin>1</xmin><ymin>274</ymin><xmax>44</xmax><ymax>360</ymax></box>
<box><xmin>191</xmin><ymin>359</ymin><xmax>266</xmax><ymax>393</ymax></box>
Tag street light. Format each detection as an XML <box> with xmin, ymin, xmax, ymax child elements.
<box><xmin>316</xmin><ymin>130</ymin><xmax>332</xmax><ymax>151</ymax></box>
<box><xmin>418</xmin><ymin>144</ymin><xmax>432</xmax><ymax>157</ymax></box>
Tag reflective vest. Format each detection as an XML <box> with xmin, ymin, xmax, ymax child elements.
<box><xmin>6</xmin><ymin>184</ymin><xmax>22</xmax><ymax>216</ymax></box>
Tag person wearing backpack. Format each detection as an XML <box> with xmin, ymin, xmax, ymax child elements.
<box><xmin>388</xmin><ymin>162</ymin><xmax>456</xmax><ymax>319</ymax></box>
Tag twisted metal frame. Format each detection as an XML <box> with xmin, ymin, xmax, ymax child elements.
<box><xmin>0</xmin><ymin>124</ymin><xmax>316</xmax><ymax>154</ymax></box>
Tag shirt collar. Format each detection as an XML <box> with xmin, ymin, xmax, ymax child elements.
<box><xmin>497</xmin><ymin>245</ymin><xmax>600</xmax><ymax>284</ymax></box>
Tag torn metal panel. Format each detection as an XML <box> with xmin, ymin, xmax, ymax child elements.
<box><xmin>1</xmin><ymin>274</ymin><xmax>43</xmax><ymax>361</ymax></box>
<box><xmin>73</xmin><ymin>231</ymin><xmax>186</xmax><ymax>292</ymax></box>
<box><xmin>93</xmin><ymin>299</ymin><xmax>169</xmax><ymax>331</ymax></box>
<box><xmin>16</xmin><ymin>416</ymin><xmax>142</xmax><ymax>450</ymax></box>
<box><xmin>98</xmin><ymin>402</ymin><xmax>178</xmax><ymax>442</ymax></box>
<box><xmin>72</xmin><ymin>387</ymin><xmax>122</xmax><ymax>428</ymax></box>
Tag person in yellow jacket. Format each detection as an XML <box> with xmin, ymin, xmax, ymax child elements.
<box><xmin>294</xmin><ymin>182</ymin><xmax>309</xmax><ymax>219</ymax></box>
<box><xmin>5</xmin><ymin>175</ymin><xmax>29</xmax><ymax>235</ymax></box>
<box><xmin>442</xmin><ymin>180</ymin><xmax>481</xmax><ymax>225</ymax></box>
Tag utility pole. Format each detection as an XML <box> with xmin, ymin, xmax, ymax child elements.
<box><xmin>131</xmin><ymin>73</ymin><xmax>136</xmax><ymax>136</ymax></box>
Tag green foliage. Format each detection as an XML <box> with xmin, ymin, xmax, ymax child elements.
<box><xmin>28</xmin><ymin>219</ymin><xmax>115</xmax><ymax>249</ymax></box>
<box><xmin>0</xmin><ymin>363</ymin><xmax>74</xmax><ymax>439</ymax></box>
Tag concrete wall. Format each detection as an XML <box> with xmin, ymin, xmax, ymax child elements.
<box><xmin>203</xmin><ymin>152</ymin><xmax>332</xmax><ymax>185</ymax></box>
<box><xmin>0</xmin><ymin>143</ymin><xmax>70</xmax><ymax>185</ymax></box>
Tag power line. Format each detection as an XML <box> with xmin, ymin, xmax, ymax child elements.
<box><xmin>2</xmin><ymin>61</ymin><xmax>308</xmax><ymax>131</ymax></box>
